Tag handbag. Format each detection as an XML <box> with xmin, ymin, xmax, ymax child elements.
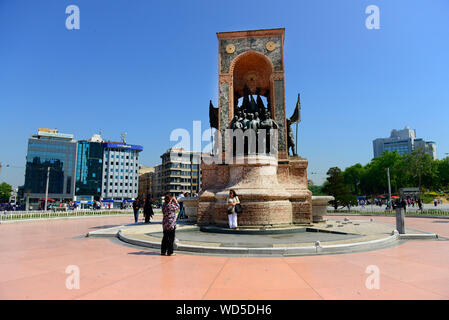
<box><xmin>234</xmin><ymin>203</ymin><xmax>243</xmax><ymax>214</ymax></box>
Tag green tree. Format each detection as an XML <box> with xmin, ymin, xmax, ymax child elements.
<box><xmin>308</xmin><ymin>184</ymin><xmax>327</xmax><ymax>196</ymax></box>
<box><xmin>0</xmin><ymin>182</ymin><xmax>12</xmax><ymax>203</ymax></box>
<box><xmin>359</xmin><ymin>151</ymin><xmax>406</xmax><ymax>196</ymax></box>
<box><xmin>436</xmin><ymin>157</ymin><xmax>449</xmax><ymax>189</ymax></box>
<box><xmin>322</xmin><ymin>167</ymin><xmax>357</xmax><ymax>210</ymax></box>
<box><xmin>405</xmin><ymin>147</ymin><xmax>434</xmax><ymax>189</ymax></box>
<box><xmin>343</xmin><ymin>163</ymin><xmax>364</xmax><ymax>195</ymax></box>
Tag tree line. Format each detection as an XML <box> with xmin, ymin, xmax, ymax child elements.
<box><xmin>310</xmin><ymin>148</ymin><xmax>449</xmax><ymax>209</ymax></box>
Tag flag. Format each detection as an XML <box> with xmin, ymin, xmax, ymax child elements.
<box><xmin>290</xmin><ymin>93</ymin><xmax>301</xmax><ymax>124</ymax></box>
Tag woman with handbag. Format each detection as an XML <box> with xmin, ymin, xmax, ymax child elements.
<box><xmin>226</xmin><ymin>189</ymin><xmax>240</xmax><ymax>229</ymax></box>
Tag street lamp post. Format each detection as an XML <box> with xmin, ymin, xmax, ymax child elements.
<box><xmin>386</xmin><ymin>167</ymin><xmax>392</xmax><ymax>209</ymax></box>
<box><xmin>44</xmin><ymin>167</ymin><xmax>50</xmax><ymax>211</ymax></box>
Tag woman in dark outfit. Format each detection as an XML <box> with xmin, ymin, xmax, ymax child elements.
<box><xmin>132</xmin><ymin>198</ymin><xmax>140</xmax><ymax>223</ymax></box>
<box><xmin>143</xmin><ymin>194</ymin><xmax>154</xmax><ymax>223</ymax></box>
<box><xmin>161</xmin><ymin>194</ymin><xmax>179</xmax><ymax>256</ymax></box>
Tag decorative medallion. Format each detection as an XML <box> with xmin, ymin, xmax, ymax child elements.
<box><xmin>247</xmin><ymin>73</ymin><xmax>257</xmax><ymax>82</ymax></box>
<box><xmin>225</xmin><ymin>44</ymin><xmax>236</xmax><ymax>54</ymax></box>
<box><xmin>266</xmin><ymin>41</ymin><xmax>276</xmax><ymax>51</ymax></box>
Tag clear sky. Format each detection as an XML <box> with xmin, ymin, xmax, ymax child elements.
<box><xmin>1</xmin><ymin>0</ymin><xmax>448</xmax><ymax>187</ymax></box>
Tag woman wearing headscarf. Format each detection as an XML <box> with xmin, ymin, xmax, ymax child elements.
<box><xmin>161</xmin><ymin>194</ymin><xmax>179</xmax><ymax>256</ymax></box>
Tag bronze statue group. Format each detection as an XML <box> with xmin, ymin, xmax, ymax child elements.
<box><xmin>210</xmin><ymin>85</ymin><xmax>301</xmax><ymax>156</ymax></box>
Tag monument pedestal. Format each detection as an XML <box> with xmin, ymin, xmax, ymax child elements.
<box><xmin>198</xmin><ymin>155</ymin><xmax>312</xmax><ymax>227</ymax></box>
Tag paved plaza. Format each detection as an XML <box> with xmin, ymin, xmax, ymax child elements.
<box><xmin>0</xmin><ymin>215</ymin><xmax>448</xmax><ymax>299</ymax></box>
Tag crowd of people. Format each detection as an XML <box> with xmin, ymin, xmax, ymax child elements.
<box><xmin>356</xmin><ymin>197</ymin><xmax>424</xmax><ymax>211</ymax></box>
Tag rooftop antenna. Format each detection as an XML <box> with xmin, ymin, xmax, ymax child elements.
<box><xmin>120</xmin><ymin>132</ymin><xmax>127</xmax><ymax>144</ymax></box>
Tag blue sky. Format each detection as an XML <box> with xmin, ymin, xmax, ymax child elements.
<box><xmin>1</xmin><ymin>0</ymin><xmax>448</xmax><ymax>187</ymax></box>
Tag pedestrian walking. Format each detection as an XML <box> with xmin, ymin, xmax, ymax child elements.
<box><xmin>143</xmin><ymin>194</ymin><xmax>154</xmax><ymax>223</ymax></box>
<box><xmin>227</xmin><ymin>189</ymin><xmax>240</xmax><ymax>229</ymax></box>
<box><xmin>132</xmin><ymin>198</ymin><xmax>141</xmax><ymax>223</ymax></box>
<box><xmin>161</xmin><ymin>194</ymin><xmax>179</xmax><ymax>256</ymax></box>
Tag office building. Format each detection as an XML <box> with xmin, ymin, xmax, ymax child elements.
<box><xmin>152</xmin><ymin>164</ymin><xmax>163</xmax><ymax>201</ymax></box>
<box><xmin>159</xmin><ymin>148</ymin><xmax>202</xmax><ymax>198</ymax></box>
<box><xmin>373</xmin><ymin>126</ymin><xmax>437</xmax><ymax>160</ymax></box>
<box><xmin>101</xmin><ymin>141</ymin><xmax>143</xmax><ymax>205</ymax></box>
<box><xmin>24</xmin><ymin>128</ymin><xmax>77</xmax><ymax>208</ymax></box>
<box><xmin>75</xmin><ymin>134</ymin><xmax>105</xmax><ymax>200</ymax></box>
<box><xmin>138</xmin><ymin>165</ymin><xmax>155</xmax><ymax>200</ymax></box>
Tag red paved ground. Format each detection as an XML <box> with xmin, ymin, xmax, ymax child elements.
<box><xmin>0</xmin><ymin>215</ymin><xmax>448</xmax><ymax>300</ymax></box>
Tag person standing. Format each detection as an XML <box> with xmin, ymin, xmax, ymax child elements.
<box><xmin>161</xmin><ymin>194</ymin><xmax>179</xmax><ymax>256</ymax></box>
<box><xmin>226</xmin><ymin>189</ymin><xmax>240</xmax><ymax>229</ymax></box>
<box><xmin>401</xmin><ymin>198</ymin><xmax>407</xmax><ymax>213</ymax></box>
<box><xmin>143</xmin><ymin>194</ymin><xmax>154</xmax><ymax>223</ymax></box>
<box><xmin>132</xmin><ymin>198</ymin><xmax>140</xmax><ymax>223</ymax></box>
<box><xmin>177</xmin><ymin>192</ymin><xmax>186</xmax><ymax>220</ymax></box>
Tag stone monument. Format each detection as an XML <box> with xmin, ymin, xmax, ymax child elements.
<box><xmin>198</xmin><ymin>28</ymin><xmax>312</xmax><ymax>227</ymax></box>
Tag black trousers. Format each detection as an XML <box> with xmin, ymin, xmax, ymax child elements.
<box><xmin>161</xmin><ymin>228</ymin><xmax>176</xmax><ymax>255</ymax></box>
<box><xmin>133</xmin><ymin>209</ymin><xmax>139</xmax><ymax>223</ymax></box>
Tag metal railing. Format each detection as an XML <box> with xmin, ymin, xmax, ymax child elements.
<box><xmin>0</xmin><ymin>209</ymin><xmax>133</xmax><ymax>222</ymax></box>
<box><xmin>327</xmin><ymin>207</ymin><xmax>449</xmax><ymax>216</ymax></box>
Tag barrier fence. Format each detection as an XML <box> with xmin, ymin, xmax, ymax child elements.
<box><xmin>327</xmin><ymin>208</ymin><xmax>449</xmax><ymax>216</ymax></box>
<box><xmin>0</xmin><ymin>209</ymin><xmax>134</xmax><ymax>222</ymax></box>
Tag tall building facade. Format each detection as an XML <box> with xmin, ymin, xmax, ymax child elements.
<box><xmin>75</xmin><ymin>135</ymin><xmax>104</xmax><ymax>200</ymax></box>
<box><xmin>158</xmin><ymin>148</ymin><xmax>202</xmax><ymax>198</ymax></box>
<box><xmin>152</xmin><ymin>164</ymin><xmax>163</xmax><ymax>201</ymax></box>
<box><xmin>373</xmin><ymin>126</ymin><xmax>437</xmax><ymax>160</ymax></box>
<box><xmin>24</xmin><ymin>128</ymin><xmax>77</xmax><ymax>207</ymax></box>
<box><xmin>138</xmin><ymin>165</ymin><xmax>155</xmax><ymax>200</ymax></box>
<box><xmin>101</xmin><ymin>142</ymin><xmax>143</xmax><ymax>203</ymax></box>
<box><xmin>23</xmin><ymin>129</ymin><xmax>144</xmax><ymax>209</ymax></box>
